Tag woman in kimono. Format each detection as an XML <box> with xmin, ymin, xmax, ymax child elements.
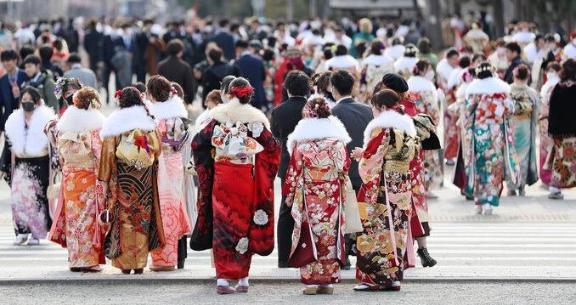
<box><xmin>146</xmin><ymin>76</ymin><xmax>191</xmax><ymax>271</ymax></box>
<box><xmin>506</xmin><ymin>64</ymin><xmax>539</xmax><ymax>196</ymax></box>
<box><xmin>283</xmin><ymin>96</ymin><xmax>351</xmax><ymax>295</ymax></box>
<box><xmin>191</xmin><ymin>77</ymin><xmax>281</xmax><ymax>294</ymax></box>
<box><xmin>98</xmin><ymin>87</ymin><xmax>164</xmax><ymax>274</ymax></box>
<box><xmin>3</xmin><ymin>87</ymin><xmax>55</xmax><ymax>246</ymax></box>
<box><xmin>546</xmin><ymin>59</ymin><xmax>576</xmax><ymax>198</ymax></box>
<box><xmin>407</xmin><ymin>60</ymin><xmax>442</xmax><ymax>193</ymax></box>
<box><xmin>538</xmin><ymin>62</ymin><xmax>561</xmax><ymax>197</ymax></box>
<box><xmin>379</xmin><ymin>73</ymin><xmax>440</xmax><ymax>268</ymax></box>
<box><xmin>49</xmin><ymin>87</ymin><xmax>106</xmax><ymax>272</ymax></box>
<box><xmin>353</xmin><ymin>89</ymin><xmax>419</xmax><ymax>291</ymax></box>
<box><xmin>393</xmin><ymin>44</ymin><xmax>419</xmax><ymax>79</ymax></box>
<box><xmin>463</xmin><ymin>62</ymin><xmax>518</xmax><ymax>215</ymax></box>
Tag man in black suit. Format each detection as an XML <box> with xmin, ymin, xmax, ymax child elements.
<box><xmin>504</xmin><ymin>42</ymin><xmax>525</xmax><ymax>84</ymax></box>
<box><xmin>330</xmin><ymin>70</ymin><xmax>373</xmax><ymax>267</ymax></box>
<box><xmin>0</xmin><ymin>50</ymin><xmax>27</xmax><ymax>132</ymax></box>
<box><xmin>158</xmin><ymin>39</ymin><xmax>197</xmax><ymax>104</ymax></box>
<box><xmin>212</xmin><ymin>19</ymin><xmax>236</xmax><ymax>61</ymax></box>
<box><xmin>271</xmin><ymin>71</ymin><xmax>311</xmax><ymax>268</ymax></box>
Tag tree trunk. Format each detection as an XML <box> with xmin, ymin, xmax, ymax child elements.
<box><xmin>492</xmin><ymin>0</ymin><xmax>505</xmax><ymax>38</ymax></box>
<box><xmin>427</xmin><ymin>0</ymin><xmax>444</xmax><ymax>49</ymax></box>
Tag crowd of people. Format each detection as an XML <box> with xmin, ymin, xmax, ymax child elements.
<box><xmin>1</xmin><ymin>13</ymin><xmax>576</xmax><ymax>295</ymax></box>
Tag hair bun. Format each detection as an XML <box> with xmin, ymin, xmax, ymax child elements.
<box><xmin>304</xmin><ymin>95</ymin><xmax>331</xmax><ymax>119</ymax></box>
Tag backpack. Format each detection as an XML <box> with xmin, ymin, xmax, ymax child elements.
<box><xmin>115</xmin><ymin>129</ymin><xmax>155</xmax><ymax>170</ymax></box>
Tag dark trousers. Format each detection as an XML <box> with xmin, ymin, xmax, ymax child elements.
<box><xmin>277</xmin><ymin>189</ymin><xmax>294</xmax><ymax>266</ymax></box>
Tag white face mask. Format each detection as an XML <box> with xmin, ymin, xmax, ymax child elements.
<box><xmin>424</xmin><ymin>70</ymin><xmax>435</xmax><ymax>81</ymax></box>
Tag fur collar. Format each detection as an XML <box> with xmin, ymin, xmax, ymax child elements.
<box><xmin>408</xmin><ymin>76</ymin><xmax>436</xmax><ymax>92</ymax></box>
<box><xmin>287</xmin><ymin>116</ymin><xmax>351</xmax><ymax>154</ymax></box>
<box><xmin>100</xmin><ymin>105</ymin><xmax>156</xmax><ymax>138</ymax></box>
<box><xmin>394</xmin><ymin>57</ymin><xmax>418</xmax><ymax>72</ymax></box>
<box><xmin>5</xmin><ymin>106</ymin><xmax>55</xmax><ymax>157</ymax></box>
<box><xmin>364</xmin><ymin>110</ymin><xmax>416</xmax><ymax>144</ymax></box>
<box><xmin>149</xmin><ymin>96</ymin><xmax>188</xmax><ymax>120</ymax></box>
<box><xmin>209</xmin><ymin>98</ymin><xmax>270</xmax><ymax>129</ymax></box>
<box><xmin>465</xmin><ymin>77</ymin><xmax>511</xmax><ymax>96</ymax></box>
<box><xmin>56</xmin><ymin>106</ymin><xmax>105</xmax><ymax>133</ymax></box>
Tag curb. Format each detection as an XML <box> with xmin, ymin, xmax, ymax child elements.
<box><xmin>1</xmin><ymin>277</ymin><xmax>575</xmax><ymax>286</ymax></box>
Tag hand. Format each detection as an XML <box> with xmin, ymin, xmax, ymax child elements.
<box><xmin>351</xmin><ymin>147</ymin><xmax>363</xmax><ymax>161</ymax></box>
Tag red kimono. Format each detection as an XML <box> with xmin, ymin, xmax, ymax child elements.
<box><xmin>191</xmin><ymin>100</ymin><xmax>280</xmax><ymax>279</ymax></box>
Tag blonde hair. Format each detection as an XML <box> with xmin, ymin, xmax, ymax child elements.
<box><xmin>73</xmin><ymin>87</ymin><xmax>101</xmax><ymax>110</ymax></box>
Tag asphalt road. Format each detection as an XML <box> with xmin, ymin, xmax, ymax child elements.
<box><xmin>1</xmin><ymin>282</ymin><xmax>575</xmax><ymax>305</ymax></box>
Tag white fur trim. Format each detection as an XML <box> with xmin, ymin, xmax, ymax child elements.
<box><xmin>286</xmin><ymin>116</ymin><xmax>351</xmax><ymax>154</ymax></box>
<box><xmin>436</xmin><ymin>59</ymin><xmax>455</xmax><ymax>82</ymax></box>
<box><xmin>465</xmin><ymin>77</ymin><xmax>511</xmax><ymax>97</ymax></box>
<box><xmin>362</xmin><ymin>54</ymin><xmax>394</xmax><ymax>67</ymax></box>
<box><xmin>563</xmin><ymin>44</ymin><xmax>576</xmax><ymax>61</ymax></box>
<box><xmin>149</xmin><ymin>96</ymin><xmax>188</xmax><ymax>120</ymax></box>
<box><xmin>209</xmin><ymin>98</ymin><xmax>270</xmax><ymax>129</ymax></box>
<box><xmin>407</xmin><ymin>76</ymin><xmax>436</xmax><ymax>92</ymax></box>
<box><xmin>56</xmin><ymin>106</ymin><xmax>105</xmax><ymax>133</ymax></box>
<box><xmin>5</xmin><ymin>106</ymin><xmax>55</xmax><ymax>157</ymax></box>
<box><xmin>394</xmin><ymin>57</ymin><xmax>418</xmax><ymax>74</ymax></box>
<box><xmin>100</xmin><ymin>105</ymin><xmax>156</xmax><ymax>138</ymax></box>
<box><xmin>363</xmin><ymin>110</ymin><xmax>416</xmax><ymax>144</ymax></box>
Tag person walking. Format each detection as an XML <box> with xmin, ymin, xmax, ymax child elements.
<box><xmin>146</xmin><ymin>76</ymin><xmax>191</xmax><ymax>271</ymax></box>
<box><xmin>191</xmin><ymin>78</ymin><xmax>280</xmax><ymax>294</ymax></box>
<box><xmin>63</xmin><ymin>53</ymin><xmax>98</xmax><ymax>89</ymax></box>
<box><xmin>506</xmin><ymin>64</ymin><xmax>539</xmax><ymax>196</ymax></box>
<box><xmin>353</xmin><ymin>89</ymin><xmax>419</xmax><ymax>291</ymax></box>
<box><xmin>462</xmin><ymin>62</ymin><xmax>518</xmax><ymax>215</ymax></box>
<box><xmin>49</xmin><ymin>87</ymin><xmax>106</xmax><ymax>272</ymax></box>
<box><xmin>283</xmin><ymin>96</ymin><xmax>351</xmax><ymax>295</ymax></box>
<box><xmin>330</xmin><ymin>70</ymin><xmax>373</xmax><ymax>268</ymax></box>
<box><xmin>0</xmin><ymin>50</ymin><xmax>27</xmax><ymax>132</ymax></box>
<box><xmin>98</xmin><ymin>86</ymin><xmax>164</xmax><ymax>275</ymax></box>
<box><xmin>271</xmin><ymin>71</ymin><xmax>311</xmax><ymax>268</ymax></box>
<box><xmin>158</xmin><ymin>39</ymin><xmax>196</xmax><ymax>105</ymax></box>
<box><xmin>546</xmin><ymin>59</ymin><xmax>576</xmax><ymax>198</ymax></box>
<box><xmin>538</xmin><ymin>62</ymin><xmax>561</xmax><ymax>193</ymax></box>
<box><xmin>2</xmin><ymin>87</ymin><xmax>56</xmax><ymax>246</ymax></box>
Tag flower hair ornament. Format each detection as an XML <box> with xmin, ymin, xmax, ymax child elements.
<box><xmin>114</xmin><ymin>90</ymin><xmax>123</xmax><ymax>99</ymax></box>
<box><xmin>230</xmin><ymin>85</ymin><xmax>255</xmax><ymax>98</ymax></box>
<box><xmin>475</xmin><ymin>64</ymin><xmax>493</xmax><ymax>75</ymax></box>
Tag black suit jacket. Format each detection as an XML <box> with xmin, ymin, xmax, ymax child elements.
<box><xmin>331</xmin><ymin>97</ymin><xmax>373</xmax><ymax>189</ymax></box>
<box><xmin>271</xmin><ymin>96</ymin><xmax>307</xmax><ymax>180</ymax></box>
<box><xmin>158</xmin><ymin>56</ymin><xmax>197</xmax><ymax>104</ymax></box>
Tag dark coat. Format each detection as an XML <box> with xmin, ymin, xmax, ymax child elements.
<box><xmin>235</xmin><ymin>54</ymin><xmax>267</xmax><ymax>109</ymax></box>
<box><xmin>0</xmin><ymin>70</ymin><xmax>27</xmax><ymax>131</ymax></box>
<box><xmin>504</xmin><ymin>56</ymin><xmax>525</xmax><ymax>84</ymax></box>
<box><xmin>201</xmin><ymin>61</ymin><xmax>240</xmax><ymax>102</ymax></box>
<box><xmin>83</xmin><ymin>29</ymin><xmax>103</xmax><ymax>70</ymax></box>
<box><xmin>331</xmin><ymin>97</ymin><xmax>373</xmax><ymax>189</ymax></box>
<box><xmin>271</xmin><ymin>96</ymin><xmax>307</xmax><ymax>180</ymax></box>
<box><xmin>158</xmin><ymin>56</ymin><xmax>197</xmax><ymax>104</ymax></box>
<box><xmin>212</xmin><ymin>31</ymin><xmax>236</xmax><ymax>61</ymax></box>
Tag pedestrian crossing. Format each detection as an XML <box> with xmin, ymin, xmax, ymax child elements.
<box><xmin>0</xmin><ymin>222</ymin><xmax>575</xmax><ymax>280</ymax></box>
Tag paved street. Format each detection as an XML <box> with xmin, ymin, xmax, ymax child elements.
<box><xmin>1</xmin><ymin>173</ymin><xmax>575</xmax><ymax>283</ymax></box>
<box><xmin>1</xmin><ymin>282</ymin><xmax>575</xmax><ymax>305</ymax></box>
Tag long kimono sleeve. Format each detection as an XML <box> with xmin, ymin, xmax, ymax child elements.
<box><xmin>189</xmin><ymin>120</ymin><xmax>217</xmax><ymax>251</ymax></box>
<box><xmin>249</xmin><ymin>127</ymin><xmax>281</xmax><ymax>256</ymax></box>
<box><xmin>359</xmin><ymin>129</ymin><xmax>390</xmax><ymax>184</ymax></box>
<box><xmin>98</xmin><ymin>136</ymin><xmax>117</xmax><ymax>183</ymax></box>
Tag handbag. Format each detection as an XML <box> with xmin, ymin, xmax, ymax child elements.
<box><xmin>343</xmin><ymin>176</ymin><xmax>363</xmax><ymax>234</ymax></box>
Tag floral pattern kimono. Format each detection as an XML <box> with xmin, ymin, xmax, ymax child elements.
<box><xmin>506</xmin><ymin>84</ymin><xmax>539</xmax><ymax>190</ymax></box>
<box><xmin>538</xmin><ymin>76</ymin><xmax>559</xmax><ymax>185</ymax></box>
<box><xmin>355</xmin><ymin>110</ymin><xmax>419</xmax><ymax>287</ymax></box>
<box><xmin>148</xmin><ymin>97</ymin><xmax>192</xmax><ymax>268</ymax></box>
<box><xmin>546</xmin><ymin>80</ymin><xmax>576</xmax><ymax>189</ymax></box>
<box><xmin>49</xmin><ymin>106</ymin><xmax>106</xmax><ymax>268</ymax></box>
<box><xmin>4</xmin><ymin>106</ymin><xmax>56</xmax><ymax>239</ymax></box>
<box><xmin>191</xmin><ymin>99</ymin><xmax>280</xmax><ymax>280</ymax></box>
<box><xmin>283</xmin><ymin>117</ymin><xmax>351</xmax><ymax>285</ymax></box>
<box><xmin>462</xmin><ymin>77</ymin><xmax>518</xmax><ymax>206</ymax></box>
<box><xmin>407</xmin><ymin>76</ymin><xmax>443</xmax><ymax>190</ymax></box>
<box><xmin>98</xmin><ymin>105</ymin><xmax>164</xmax><ymax>271</ymax></box>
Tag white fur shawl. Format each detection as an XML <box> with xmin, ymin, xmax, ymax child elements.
<box><xmin>56</xmin><ymin>106</ymin><xmax>105</xmax><ymax>133</ymax></box>
<box><xmin>408</xmin><ymin>76</ymin><xmax>436</xmax><ymax>93</ymax></box>
<box><xmin>100</xmin><ymin>105</ymin><xmax>156</xmax><ymax>138</ymax></box>
<box><xmin>5</xmin><ymin>106</ymin><xmax>55</xmax><ymax>157</ymax></box>
<box><xmin>149</xmin><ymin>96</ymin><xmax>188</xmax><ymax>120</ymax></box>
<box><xmin>209</xmin><ymin>98</ymin><xmax>270</xmax><ymax>129</ymax></box>
<box><xmin>286</xmin><ymin>116</ymin><xmax>351</xmax><ymax>154</ymax></box>
<box><xmin>363</xmin><ymin>110</ymin><xmax>416</xmax><ymax>144</ymax></box>
<box><xmin>394</xmin><ymin>57</ymin><xmax>418</xmax><ymax>73</ymax></box>
<box><xmin>465</xmin><ymin>77</ymin><xmax>511</xmax><ymax>97</ymax></box>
